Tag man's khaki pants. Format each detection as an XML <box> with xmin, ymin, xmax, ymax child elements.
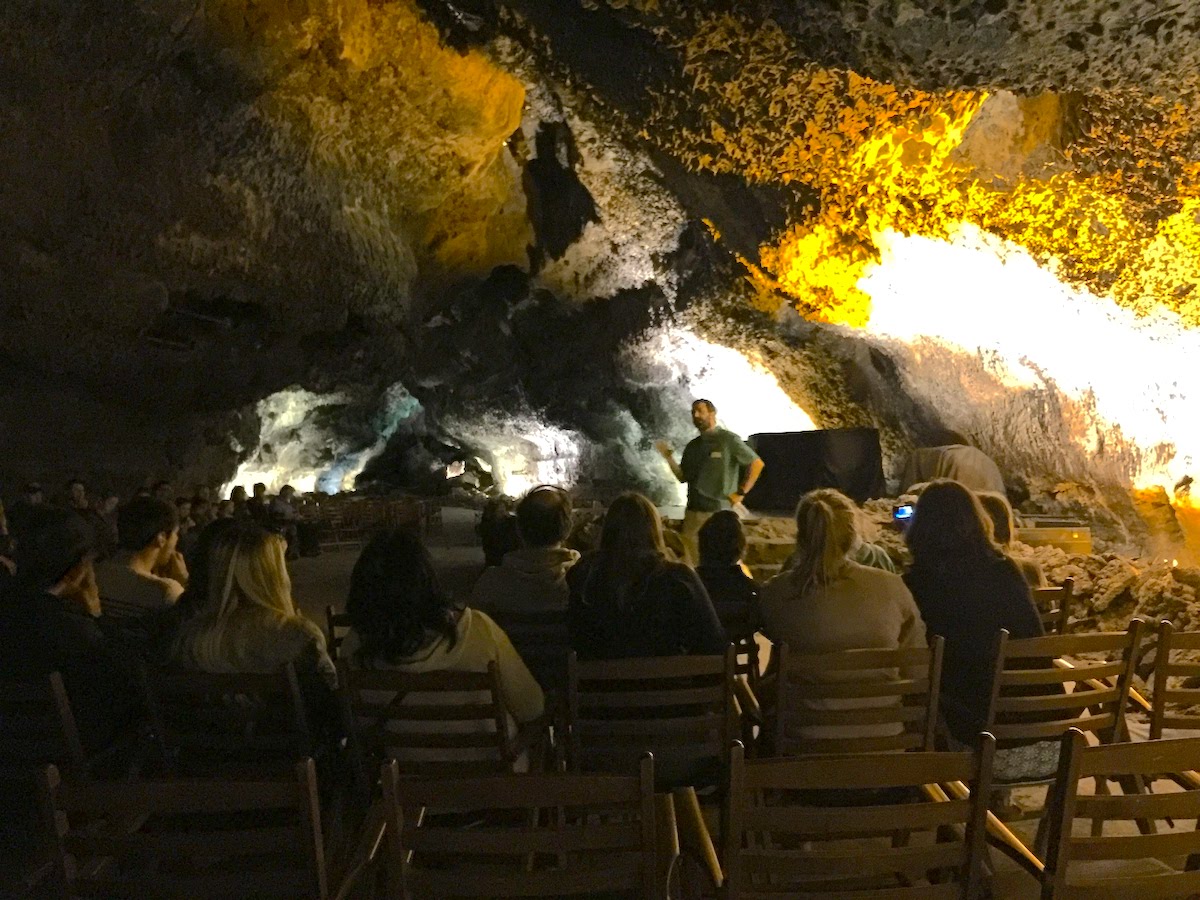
<box><xmin>680</xmin><ymin>509</ymin><xmax>715</xmax><ymax>567</ymax></box>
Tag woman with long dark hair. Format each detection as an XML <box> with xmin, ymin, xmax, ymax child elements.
<box><xmin>904</xmin><ymin>480</ymin><xmax>1043</xmax><ymax>746</ymax></box>
<box><xmin>567</xmin><ymin>492</ymin><xmax>726</xmax><ymax>660</ymax></box>
<box><xmin>345</xmin><ymin>528</ymin><xmax>543</xmax><ymax>736</ymax></box>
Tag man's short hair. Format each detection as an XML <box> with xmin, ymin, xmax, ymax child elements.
<box><xmin>692</xmin><ymin>399</ymin><xmax>716</xmax><ymax>413</ymax></box>
<box><xmin>117</xmin><ymin>497</ymin><xmax>179</xmax><ymax>551</ymax></box>
<box><xmin>516</xmin><ymin>485</ymin><xmax>573</xmax><ymax>548</ymax></box>
<box><xmin>698</xmin><ymin>509</ymin><xmax>746</xmax><ymax>566</ymax></box>
<box><xmin>15</xmin><ymin>507</ymin><xmax>94</xmax><ymax>590</ymax></box>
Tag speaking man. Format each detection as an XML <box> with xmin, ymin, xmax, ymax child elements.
<box><xmin>656</xmin><ymin>399</ymin><xmax>764</xmax><ymax>565</ymax></box>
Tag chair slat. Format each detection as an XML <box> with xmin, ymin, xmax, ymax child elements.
<box><xmin>740</xmin><ymin>842</ymin><xmax>966</xmax><ymax>878</ymax></box>
<box><xmin>404</xmin><ymin>821</ymin><xmax>642</xmax><ymax>854</ymax></box>
<box><xmin>743</xmin><ymin>798</ymin><xmax>973</xmax><ymax>834</ymax></box>
<box><xmin>405</xmin><ymin>858</ymin><xmax>643</xmax><ymax>897</ymax></box>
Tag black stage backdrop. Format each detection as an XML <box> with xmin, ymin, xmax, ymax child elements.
<box><xmin>743</xmin><ymin>428</ymin><xmax>886</xmax><ymax>512</ymax></box>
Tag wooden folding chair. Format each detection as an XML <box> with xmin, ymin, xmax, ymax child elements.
<box><xmin>381</xmin><ymin>755</ymin><xmax>659</xmax><ymax>898</ymax></box>
<box><xmin>722</xmin><ymin>738</ymin><xmax>995</xmax><ymax>898</ymax></box>
<box><xmin>38</xmin><ymin>758</ymin><xmax>329</xmax><ymax>898</ymax></box>
<box><xmin>1034</xmin><ymin>578</ymin><xmax>1076</xmax><ymax>636</ymax></box>
<box><xmin>1148</xmin><ymin>620</ymin><xmax>1200</xmax><ymax>742</ymax></box>
<box><xmin>985</xmin><ymin>622</ymin><xmax>1141</xmax><ymax>757</ymax></box>
<box><xmin>326</xmin><ymin>605</ymin><xmax>354</xmax><ymax>662</ymax></box>
<box><xmin>770</xmin><ymin>637</ymin><xmax>944</xmax><ymax>756</ymax></box>
<box><xmin>141</xmin><ymin>664</ymin><xmax>313</xmax><ymax>776</ymax></box>
<box><xmin>716</xmin><ymin>604</ymin><xmax>761</xmax><ymax>692</ymax></box>
<box><xmin>488</xmin><ymin>608</ymin><xmax>571</xmax><ymax>696</ymax></box>
<box><xmin>567</xmin><ymin>649</ymin><xmax>737</xmax><ymax>891</ymax></box>
<box><xmin>0</xmin><ymin>672</ymin><xmax>90</xmax><ymax>894</ymax></box>
<box><xmin>981</xmin><ymin>621</ymin><xmax>1143</xmax><ymax>857</ymax></box>
<box><xmin>340</xmin><ymin>660</ymin><xmax>541</xmax><ymax>795</ymax></box>
<box><xmin>1041</xmin><ymin>728</ymin><xmax>1200</xmax><ymax>898</ymax></box>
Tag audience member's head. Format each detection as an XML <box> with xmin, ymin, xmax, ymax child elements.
<box><xmin>905</xmin><ymin>479</ymin><xmax>998</xmax><ymax>570</ymax></box>
<box><xmin>152</xmin><ymin>480</ymin><xmax>173</xmax><ymax>503</ymax></box>
<box><xmin>198</xmin><ymin>525</ymin><xmax>294</xmax><ymax>621</ymax></box>
<box><xmin>516</xmin><ymin>485</ymin><xmax>573</xmax><ymax>549</ymax></box>
<box><xmin>698</xmin><ymin>509</ymin><xmax>747</xmax><ymax>567</ymax></box>
<box><xmin>347</xmin><ymin>529</ymin><xmax>454</xmax><ymax>662</ymax></box>
<box><xmin>66</xmin><ymin>478</ymin><xmax>87</xmax><ymax>510</ymax></box>
<box><xmin>789</xmin><ymin>489</ymin><xmax>860</xmax><ymax>595</ymax></box>
<box><xmin>230</xmin><ymin>486</ymin><xmax>248</xmax><ymax>504</ymax></box>
<box><xmin>13</xmin><ymin>506</ymin><xmax>96</xmax><ymax>596</ymax></box>
<box><xmin>191</xmin><ymin>497</ymin><xmax>213</xmax><ymax>522</ymax></box>
<box><xmin>193</xmin><ymin>485</ymin><xmax>212</xmax><ymax>504</ymax></box>
<box><xmin>176</xmin><ymin>498</ymin><xmax>192</xmax><ymax>520</ymax></box>
<box><xmin>977</xmin><ymin>492</ymin><xmax>1017</xmax><ymax>546</ymax></box>
<box><xmin>174</xmin><ymin>517</ymin><xmax>238</xmax><ymax>619</ymax></box>
<box><xmin>479</xmin><ymin>495</ymin><xmax>519</xmax><ymax>566</ymax></box>
<box><xmin>99</xmin><ymin>495</ymin><xmax>120</xmax><ymax>516</ymax></box>
<box><xmin>23</xmin><ymin>483</ymin><xmax>44</xmax><ymax>505</ymax></box>
<box><xmin>117</xmin><ymin>497</ymin><xmax>180</xmax><ymax>562</ymax></box>
<box><xmin>252</xmin><ymin>483</ymin><xmax>267</xmax><ymax>500</ymax></box>
<box><xmin>218</xmin><ymin>500</ymin><xmax>235</xmax><ymax>518</ymax></box>
<box><xmin>278</xmin><ymin>484</ymin><xmax>296</xmax><ymax>502</ymax></box>
<box><xmin>599</xmin><ymin>492</ymin><xmax>667</xmax><ymax>563</ymax></box>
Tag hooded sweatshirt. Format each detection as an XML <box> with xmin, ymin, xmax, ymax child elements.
<box><xmin>470</xmin><ymin>546</ymin><xmax>580</xmax><ymax>615</ymax></box>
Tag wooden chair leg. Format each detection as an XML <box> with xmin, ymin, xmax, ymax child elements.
<box><xmin>673</xmin><ymin>787</ymin><xmax>723</xmax><ymax>890</ymax></box>
<box><xmin>655</xmin><ymin>794</ymin><xmax>680</xmax><ymax>900</ymax></box>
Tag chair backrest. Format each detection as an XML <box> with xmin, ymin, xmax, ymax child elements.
<box><xmin>381</xmin><ymin>756</ymin><xmax>657</xmax><ymax>898</ymax></box>
<box><xmin>1149</xmin><ymin>619</ymin><xmax>1200</xmax><ymax>740</ymax></box>
<box><xmin>39</xmin><ymin>757</ymin><xmax>327</xmax><ymax>898</ymax></box>
<box><xmin>0</xmin><ymin>672</ymin><xmax>86</xmax><ymax>776</ymax></box>
<box><xmin>1042</xmin><ymin>728</ymin><xmax>1200</xmax><ymax>898</ymax></box>
<box><xmin>141</xmin><ymin>664</ymin><xmax>312</xmax><ymax>775</ymax></box>
<box><xmin>984</xmin><ymin>621</ymin><xmax>1142</xmax><ymax>748</ymax></box>
<box><xmin>772</xmin><ymin>638</ymin><xmax>944</xmax><ymax>755</ymax></box>
<box><xmin>487</xmin><ymin>608</ymin><xmax>570</xmax><ymax>693</ymax></box>
<box><xmin>1034</xmin><ymin>578</ymin><xmax>1076</xmax><ymax>635</ymax></box>
<box><xmin>717</xmin><ymin>605</ymin><xmax>761</xmax><ymax>686</ymax></box>
<box><xmin>566</xmin><ymin>648</ymin><xmax>736</xmax><ymax>777</ymax></box>
<box><xmin>340</xmin><ymin>660</ymin><xmax>516</xmax><ymax>781</ymax></box>
<box><xmin>325</xmin><ymin>605</ymin><xmax>353</xmax><ymax>662</ymax></box>
<box><xmin>722</xmin><ymin>738</ymin><xmax>994</xmax><ymax>899</ymax></box>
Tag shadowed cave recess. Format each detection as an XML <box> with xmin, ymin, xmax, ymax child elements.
<box><xmin>9</xmin><ymin>0</ymin><xmax>1200</xmax><ymax>595</ymax></box>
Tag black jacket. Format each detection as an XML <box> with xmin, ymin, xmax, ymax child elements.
<box><xmin>904</xmin><ymin>553</ymin><xmax>1044</xmax><ymax>743</ymax></box>
<box><xmin>568</xmin><ymin>554</ymin><xmax>727</xmax><ymax>661</ymax></box>
<box><xmin>0</xmin><ymin>589</ymin><xmax>139</xmax><ymax>754</ymax></box>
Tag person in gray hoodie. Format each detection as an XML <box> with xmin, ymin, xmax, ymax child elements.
<box><xmin>471</xmin><ymin>485</ymin><xmax>579</xmax><ymax>616</ymax></box>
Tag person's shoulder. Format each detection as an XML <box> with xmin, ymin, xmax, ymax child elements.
<box><xmin>845</xmin><ymin>559</ymin><xmax>903</xmax><ymax>585</ymax></box>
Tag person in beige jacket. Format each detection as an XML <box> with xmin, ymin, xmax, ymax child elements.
<box><xmin>761</xmin><ymin>489</ymin><xmax>926</xmax><ymax>743</ymax></box>
<box><xmin>345</xmin><ymin>529</ymin><xmax>544</xmax><ymax>769</ymax></box>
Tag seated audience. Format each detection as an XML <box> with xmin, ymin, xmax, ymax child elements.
<box><xmin>761</xmin><ymin>489</ymin><xmax>925</xmax><ymax>740</ymax></box>
<box><xmin>478</xmin><ymin>495</ymin><xmax>520</xmax><ymax>567</ymax></box>
<box><xmin>269</xmin><ymin>484</ymin><xmax>301</xmax><ymax>557</ymax></box>
<box><xmin>345</xmin><ymin>529</ymin><xmax>544</xmax><ymax>761</ymax></box>
<box><xmin>229</xmin><ymin>485</ymin><xmax>249</xmax><ymax>518</ymax></box>
<box><xmin>903</xmin><ymin>480</ymin><xmax>1044</xmax><ymax>748</ymax></box>
<box><xmin>977</xmin><ymin>491</ymin><xmax>1046</xmax><ymax>588</ymax></box>
<box><xmin>247</xmin><ymin>482</ymin><xmax>270</xmax><ymax>523</ymax></box>
<box><xmin>190</xmin><ymin>495</ymin><xmax>215</xmax><ymax>529</ymax></box>
<box><xmin>568</xmin><ymin>492</ymin><xmax>726</xmax><ymax>660</ymax></box>
<box><xmin>66</xmin><ymin>478</ymin><xmax>89</xmax><ymax>512</ymax></box>
<box><xmin>471</xmin><ymin>485</ymin><xmax>578</xmax><ymax>615</ymax></box>
<box><xmin>152</xmin><ymin>480</ymin><xmax>174</xmax><ymax>504</ymax></box>
<box><xmin>6</xmin><ymin>482</ymin><xmax>44</xmax><ymax>540</ymax></box>
<box><xmin>0</xmin><ymin>507</ymin><xmax>138</xmax><ymax>752</ymax></box>
<box><xmin>695</xmin><ymin>510</ymin><xmax>760</xmax><ymax>640</ymax></box>
<box><xmin>170</xmin><ymin>524</ymin><xmax>336</xmax><ymax>686</ymax></box>
<box><xmin>95</xmin><ymin>497</ymin><xmax>187</xmax><ymax>619</ymax></box>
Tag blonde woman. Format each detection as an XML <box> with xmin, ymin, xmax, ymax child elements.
<box><xmin>170</xmin><ymin>524</ymin><xmax>335</xmax><ymax>686</ymax></box>
<box><xmin>760</xmin><ymin>488</ymin><xmax>926</xmax><ymax>741</ymax></box>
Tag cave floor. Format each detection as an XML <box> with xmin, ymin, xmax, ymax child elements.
<box><xmin>289</xmin><ymin>506</ymin><xmax>1172</xmax><ymax>899</ymax></box>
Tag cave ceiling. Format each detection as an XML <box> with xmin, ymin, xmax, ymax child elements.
<box><xmin>5</xmin><ymin>0</ymin><xmax>1200</xmax><ymax>493</ymax></box>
